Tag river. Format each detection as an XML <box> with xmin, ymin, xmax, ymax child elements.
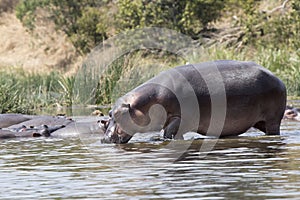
<box><xmin>0</xmin><ymin>119</ymin><xmax>300</xmax><ymax>199</ymax></box>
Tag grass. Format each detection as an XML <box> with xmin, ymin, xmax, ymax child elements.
<box><xmin>0</xmin><ymin>45</ymin><xmax>299</xmax><ymax>115</ymax></box>
<box><xmin>0</xmin><ymin>68</ymin><xmax>64</xmax><ymax>114</ymax></box>
<box><xmin>81</xmin><ymin>50</ymin><xmax>184</xmax><ymax>106</ymax></box>
<box><xmin>185</xmin><ymin>45</ymin><xmax>300</xmax><ymax>97</ymax></box>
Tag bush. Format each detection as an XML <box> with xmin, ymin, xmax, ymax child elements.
<box><xmin>228</xmin><ymin>0</ymin><xmax>300</xmax><ymax>51</ymax></box>
<box><xmin>16</xmin><ymin>0</ymin><xmax>110</xmax><ymax>54</ymax></box>
<box><xmin>116</xmin><ymin>0</ymin><xmax>225</xmax><ymax>38</ymax></box>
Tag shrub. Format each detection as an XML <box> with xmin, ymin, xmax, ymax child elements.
<box><xmin>116</xmin><ymin>0</ymin><xmax>225</xmax><ymax>38</ymax></box>
<box><xmin>15</xmin><ymin>0</ymin><xmax>110</xmax><ymax>53</ymax></box>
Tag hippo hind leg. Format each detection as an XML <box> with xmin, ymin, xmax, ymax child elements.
<box><xmin>265</xmin><ymin>120</ymin><xmax>281</xmax><ymax>135</ymax></box>
<box><xmin>253</xmin><ymin>120</ymin><xmax>280</xmax><ymax>135</ymax></box>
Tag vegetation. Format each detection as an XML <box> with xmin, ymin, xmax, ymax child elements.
<box><xmin>116</xmin><ymin>0</ymin><xmax>225</xmax><ymax>38</ymax></box>
<box><xmin>0</xmin><ymin>0</ymin><xmax>300</xmax><ymax>114</ymax></box>
<box><xmin>0</xmin><ymin>68</ymin><xmax>66</xmax><ymax>114</ymax></box>
<box><xmin>15</xmin><ymin>0</ymin><xmax>111</xmax><ymax>54</ymax></box>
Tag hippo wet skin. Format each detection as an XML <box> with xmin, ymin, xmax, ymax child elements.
<box><xmin>104</xmin><ymin>60</ymin><xmax>287</xmax><ymax>143</ymax></box>
<box><xmin>0</xmin><ymin>114</ymin><xmax>109</xmax><ymax>139</ymax></box>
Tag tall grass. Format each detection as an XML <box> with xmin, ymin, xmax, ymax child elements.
<box><xmin>0</xmin><ymin>68</ymin><xmax>67</xmax><ymax>114</ymax></box>
<box><xmin>186</xmin><ymin>45</ymin><xmax>300</xmax><ymax>97</ymax></box>
<box><xmin>93</xmin><ymin>51</ymin><xmax>185</xmax><ymax>105</ymax></box>
<box><xmin>0</xmin><ymin>46</ymin><xmax>299</xmax><ymax>115</ymax></box>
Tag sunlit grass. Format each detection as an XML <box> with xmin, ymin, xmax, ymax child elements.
<box><xmin>187</xmin><ymin>45</ymin><xmax>300</xmax><ymax>97</ymax></box>
<box><xmin>0</xmin><ymin>68</ymin><xmax>64</xmax><ymax>114</ymax></box>
<box><xmin>0</xmin><ymin>46</ymin><xmax>299</xmax><ymax>114</ymax></box>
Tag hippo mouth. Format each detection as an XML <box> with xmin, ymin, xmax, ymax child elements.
<box><xmin>103</xmin><ymin>121</ymin><xmax>132</xmax><ymax>144</ymax></box>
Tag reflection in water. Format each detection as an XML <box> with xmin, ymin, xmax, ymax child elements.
<box><xmin>0</xmin><ymin>120</ymin><xmax>300</xmax><ymax>199</ymax></box>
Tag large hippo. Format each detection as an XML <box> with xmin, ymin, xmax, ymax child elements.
<box><xmin>104</xmin><ymin>60</ymin><xmax>287</xmax><ymax>143</ymax></box>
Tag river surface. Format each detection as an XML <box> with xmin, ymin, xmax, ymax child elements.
<box><xmin>1</xmin><ymin>119</ymin><xmax>300</xmax><ymax>199</ymax></box>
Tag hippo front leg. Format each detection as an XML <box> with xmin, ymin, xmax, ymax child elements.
<box><xmin>163</xmin><ymin>116</ymin><xmax>182</xmax><ymax>139</ymax></box>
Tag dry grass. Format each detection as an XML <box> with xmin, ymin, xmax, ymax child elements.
<box><xmin>0</xmin><ymin>11</ymin><xmax>82</xmax><ymax>73</ymax></box>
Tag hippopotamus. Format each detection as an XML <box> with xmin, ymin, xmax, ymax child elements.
<box><xmin>0</xmin><ymin>114</ymin><xmax>109</xmax><ymax>139</ymax></box>
<box><xmin>0</xmin><ymin>124</ymin><xmax>65</xmax><ymax>139</ymax></box>
<box><xmin>104</xmin><ymin>60</ymin><xmax>287</xmax><ymax>143</ymax></box>
<box><xmin>7</xmin><ymin>115</ymin><xmax>73</xmax><ymax>129</ymax></box>
<box><xmin>284</xmin><ymin>106</ymin><xmax>300</xmax><ymax>121</ymax></box>
<box><xmin>0</xmin><ymin>113</ymin><xmax>38</xmax><ymax>128</ymax></box>
<box><xmin>50</xmin><ymin>116</ymin><xmax>109</xmax><ymax>137</ymax></box>
<box><xmin>0</xmin><ymin>115</ymin><xmax>73</xmax><ymax>139</ymax></box>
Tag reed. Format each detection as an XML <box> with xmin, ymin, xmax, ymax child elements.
<box><xmin>0</xmin><ymin>46</ymin><xmax>299</xmax><ymax>114</ymax></box>
<box><xmin>0</xmin><ymin>68</ymin><xmax>64</xmax><ymax>114</ymax></box>
<box><xmin>185</xmin><ymin>45</ymin><xmax>300</xmax><ymax>97</ymax></box>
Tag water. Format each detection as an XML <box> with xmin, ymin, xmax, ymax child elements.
<box><xmin>1</xmin><ymin>120</ymin><xmax>300</xmax><ymax>199</ymax></box>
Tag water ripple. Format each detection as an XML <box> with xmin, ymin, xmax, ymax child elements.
<box><xmin>0</xmin><ymin>120</ymin><xmax>300</xmax><ymax>199</ymax></box>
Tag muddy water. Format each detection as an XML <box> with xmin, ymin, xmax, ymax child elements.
<box><xmin>0</xmin><ymin>119</ymin><xmax>300</xmax><ymax>199</ymax></box>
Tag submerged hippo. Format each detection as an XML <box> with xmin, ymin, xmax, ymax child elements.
<box><xmin>0</xmin><ymin>115</ymin><xmax>73</xmax><ymax>139</ymax></box>
<box><xmin>0</xmin><ymin>124</ymin><xmax>65</xmax><ymax>139</ymax></box>
<box><xmin>284</xmin><ymin>106</ymin><xmax>300</xmax><ymax>121</ymax></box>
<box><xmin>0</xmin><ymin>113</ymin><xmax>38</xmax><ymax>128</ymax></box>
<box><xmin>0</xmin><ymin>114</ymin><xmax>109</xmax><ymax>139</ymax></box>
<box><xmin>104</xmin><ymin>60</ymin><xmax>287</xmax><ymax>143</ymax></box>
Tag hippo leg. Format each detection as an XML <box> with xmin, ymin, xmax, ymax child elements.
<box><xmin>253</xmin><ymin>120</ymin><xmax>280</xmax><ymax>135</ymax></box>
<box><xmin>253</xmin><ymin>121</ymin><xmax>266</xmax><ymax>133</ymax></box>
<box><xmin>163</xmin><ymin>117</ymin><xmax>182</xmax><ymax>139</ymax></box>
<box><xmin>265</xmin><ymin>121</ymin><xmax>281</xmax><ymax>135</ymax></box>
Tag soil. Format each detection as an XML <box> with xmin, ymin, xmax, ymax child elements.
<box><xmin>0</xmin><ymin>11</ymin><xmax>82</xmax><ymax>73</ymax></box>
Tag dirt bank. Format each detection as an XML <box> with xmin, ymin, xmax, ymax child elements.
<box><xmin>0</xmin><ymin>11</ymin><xmax>82</xmax><ymax>73</ymax></box>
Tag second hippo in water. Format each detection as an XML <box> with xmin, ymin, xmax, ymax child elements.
<box><xmin>284</xmin><ymin>106</ymin><xmax>300</xmax><ymax>121</ymax></box>
<box><xmin>0</xmin><ymin>113</ymin><xmax>110</xmax><ymax>139</ymax></box>
<box><xmin>0</xmin><ymin>115</ymin><xmax>73</xmax><ymax>139</ymax></box>
<box><xmin>104</xmin><ymin>60</ymin><xmax>287</xmax><ymax>143</ymax></box>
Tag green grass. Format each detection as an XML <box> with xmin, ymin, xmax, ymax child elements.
<box><xmin>0</xmin><ymin>46</ymin><xmax>299</xmax><ymax>115</ymax></box>
<box><xmin>89</xmin><ymin>51</ymin><xmax>184</xmax><ymax>105</ymax></box>
<box><xmin>0</xmin><ymin>68</ymin><xmax>65</xmax><ymax>114</ymax></box>
<box><xmin>185</xmin><ymin>45</ymin><xmax>300</xmax><ymax>96</ymax></box>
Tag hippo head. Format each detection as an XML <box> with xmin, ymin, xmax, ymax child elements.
<box><xmin>104</xmin><ymin>119</ymin><xmax>133</xmax><ymax>144</ymax></box>
<box><xmin>103</xmin><ymin>94</ymin><xmax>167</xmax><ymax>144</ymax></box>
<box><xmin>103</xmin><ymin>103</ymin><xmax>134</xmax><ymax>144</ymax></box>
